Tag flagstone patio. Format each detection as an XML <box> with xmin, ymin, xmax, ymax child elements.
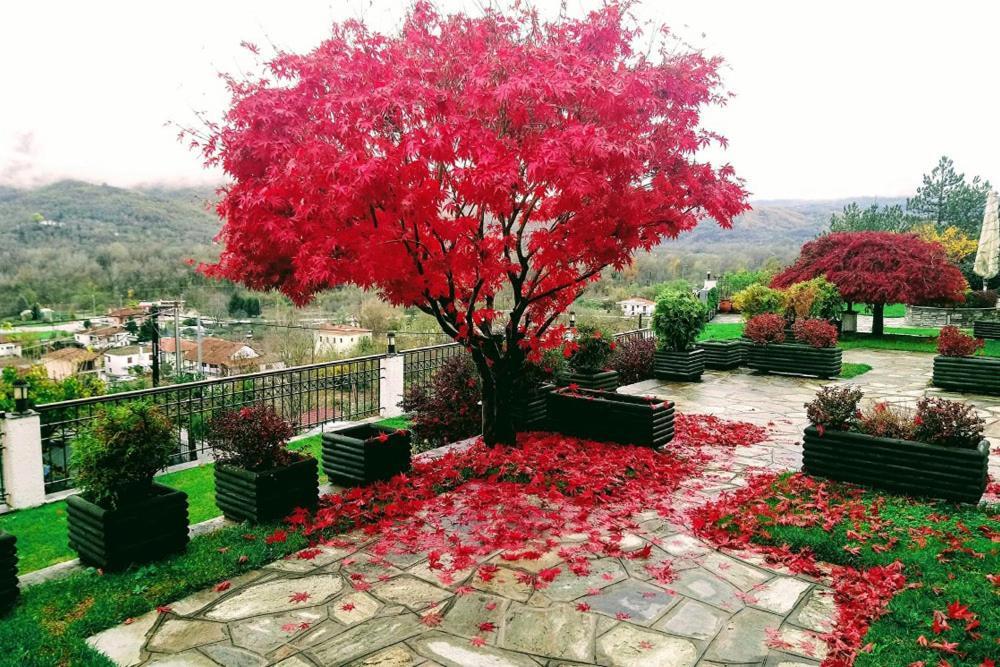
<box><xmin>86</xmin><ymin>349</ymin><xmax>1000</xmax><ymax>667</ymax></box>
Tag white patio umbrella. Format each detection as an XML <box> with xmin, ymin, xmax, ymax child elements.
<box><xmin>973</xmin><ymin>189</ymin><xmax>1000</xmax><ymax>290</ymax></box>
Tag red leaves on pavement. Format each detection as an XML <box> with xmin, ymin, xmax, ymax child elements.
<box><xmin>214</xmin><ymin>580</ymin><xmax>231</xmax><ymax>592</ymax></box>
<box><xmin>288</xmin><ymin>591</ymin><xmax>311</xmax><ymax>604</ymax></box>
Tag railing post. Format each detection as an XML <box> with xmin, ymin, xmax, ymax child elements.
<box><xmin>1</xmin><ymin>411</ymin><xmax>47</xmax><ymax>509</ymax></box>
<box><xmin>380</xmin><ymin>354</ymin><xmax>405</xmax><ymax>418</ymax></box>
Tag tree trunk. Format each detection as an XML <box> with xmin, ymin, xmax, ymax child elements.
<box><xmin>472</xmin><ymin>350</ymin><xmax>521</xmax><ymax>447</ymax></box>
<box><xmin>871</xmin><ymin>302</ymin><xmax>885</xmax><ymax>337</ymax></box>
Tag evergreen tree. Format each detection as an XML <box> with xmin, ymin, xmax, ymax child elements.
<box><xmin>907</xmin><ymin>156</ymin><xmax>991</xmax><ymax>235</ymax></box>
<box><xmin>829</xmin><ymin>203</ymin><xmax>914</xmax><ymax>233</ymax></box>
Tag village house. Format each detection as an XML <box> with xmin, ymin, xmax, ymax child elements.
<box><xmin>0</xmin><ymin>336</ymin><xmax>22</xmax><ymax>358</ymax></box>
<box><xmin>106</xmin><ymin>306</ymin><xmax>148</xmax><ymax>327</ymax></box>
<box><xmin>314</xmin><ymin>324</ymin><xmax>373</xmax><ymax>356</ymax></box>
<box><xmin>157</xmin><ymin>338</ymin><xmax>198</xmax><ymax>368</ymax></box>
<box><xmin>616</xmin><ymin>297</ymin><xmax>656</xmax><ymax>317</ymax></box>
<box><xmin>103</xmin><ymin>345</ymin><xmax>153</xmax><ymax>380</ymax></box>
<box><xmin>181</xmin><ymin>337</ymin><xmax>284</xmax><ymax>377</ymax></box>
<box><xmin>75</xmin><ymin>325</ymin><xmax>130</xmax><ymax>350</ymax></box>
<box><xmin>41</xmin><ymin>347</ymin><xmax>99</xmax><ymax>380</ymax></box>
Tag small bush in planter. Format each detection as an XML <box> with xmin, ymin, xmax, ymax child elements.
<box><xmin>792</xmin><ymin>318</ymin><xmax>838</xmax><ymax>348</ymax></box>
<box><xmin>802</xmin><ymin>387</ymin><xmax>989</xmax><ymax>503</ymax></box>
<box><xmin>561</xmin><ymin>325</ymin><xmax>618</xmax><ymax>390</ymax></box>
<box><xmin>651</xmin><ymin>289</ymin><xmax>706</xmax><ymax>380</ymax></box>
<box><xmin>732</xmin><ymin>284</ymin><xmax>783</xmax><ymax>320</ymax></box>
<box><xmin>208</xmin><ymin>405</ymin><xmax>318</xmax><ymax>523</ymax></box>
<box><xmin>937</xmin><ymin>325</ymin><xmax>984</xmax><ymax>357</ymax></box>
<box><xmin>782</xmin><ymin>277</ymin><xmax>844</xmax><ymax>322</ymax></box>
<box><xmin>744</xmin><ymin>313</ymin><xmax>786</xmax><ymax>344</ymax></box>
<box><xmin>68</xmin><ymin>401</ymin><xmax>189</xmax><ymax>570</ymax></box>
<box><xmin>401</xmin><ymin>354</ymin><xmax>481</xmax><ymax>450</ymax></box>
<box><xmin>609</xmin><ymin>336</ymin><xmax>656</xmax><ymax>385</ymax></box>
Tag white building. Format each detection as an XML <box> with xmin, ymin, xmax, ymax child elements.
<box><xmin>0</xmin><ymin>336</ymin><xmax>21</xmax><ymax>358</ymax></box>
<box><xmin>103</xmin><ymin>345</ymin><xmax>153</xmax><ymax>379</ymax></box>
<box><xmin>616</xmin><ymin>297</ymin><xmax>656</xmax><ymax>317</ymax></box>
<box><xmin>314</xmin><ymin>324</ymin><xmax>373</xmax><ymax>356</ymax></box>
<box><xmin>75</xmin><ymin>325</ymin><xmax>131</xmax><ymax>350</ymax></box>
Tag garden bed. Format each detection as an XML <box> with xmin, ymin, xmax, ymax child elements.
<box><xmin>696</xmin><ymin>339</ymin><xmax>745</xmax><ymax>369</ymax></box>
<box><xmin>546</xmin><ymin>387</ymin><xmax>674</xmax><ymax>447</ymax></box>
<box><xmin>746</xmin><ymin>342</ymin><xmax>842</xmax><ymax>378</ymax></box>
<box><xmin>215</xmin><ymin>455</ymin><xmax>319</xmax><ymax>523</ymax></box>
<box><xmin>802</xmin><ymin>426</ymin><xmax>989</xmax><ymax>504</ymax></box>
<box><xmin>322</xmin><ymin>424</ymin><xmax>412</xmax><ymax>486</ymax></box>
<box><xmin>932</xmin><ymin>355</ymin><xmax>1000</xmax><ymax>394</ymax></box>
<box><xmin>557</xmin><ymin>369</ymin><xmax>619</xmax><ymax>391</ymax></box>
<box><xmin>67</xmin><ymin>483</ymin><xmax>189</xmax><ymax>571</ymax></box>
<box><xmin>0</xmin><ymin>532</ymin><xmax>17</xmax><ymax>615</ymax></box>
<box><xmin>972</xmin><ymin>319</ymin><xmax>1000</xmax><ymax>340</ymax></box>
<box><xmin>653</xmin><ymin>348</ymin><xmax>704</xmax><ymax>381</ymax></box>
<box><xmin>512</xmin><ymin>384</ymin><xmax>552</xmax><ymax>431</ymax></box>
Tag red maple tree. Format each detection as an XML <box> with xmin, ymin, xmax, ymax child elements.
<box><xmin>194</xmin><ymin>2</ymin><xmax>748</xmax><ymax>444</ymax></box>
<box><xmin>771</xmin><ymin>232</ymin><xmax>966</xmax><ymax>336</ymax></box>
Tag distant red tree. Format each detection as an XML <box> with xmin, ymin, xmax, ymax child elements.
<box><xmin>772</xmin><ymin>232</ymin><xmax>966</xmax><ymax>336</ymax></box>
<box><xmin>192</xmin><ymin>2</ymin><xmax>748</xmax><ymax>444</ymax></box>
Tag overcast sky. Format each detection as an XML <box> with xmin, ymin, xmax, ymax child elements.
<box><xmin>0</xmin><ymin>0</ymin><xmax>996</xmax><ymax>200</ymax></box>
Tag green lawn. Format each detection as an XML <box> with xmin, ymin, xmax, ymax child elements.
<box><xmin>699</xmin><ymin>322</ymin><xmax>745</xmax><ymax>340</ymax></box>
<box><xmin>859</xmin><ymin>303</ymin><xmax>907</xmax><ymax>318</ymax></box>
<box><xmin>839</xmin><ymin>362</ymin><xmax>872</xmax><ymax>379</ymax></box>
<box><xmin>0</xmin><ymin>420</ymin><xmax>404</xmax><ymax>574</ymax></box>
<box><xmin>702</xmin><ymin>474</ymin><xmax>999</xmax><ymax>666</ymax></box>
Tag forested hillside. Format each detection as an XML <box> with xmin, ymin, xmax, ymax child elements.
<box><xmin>0</xmin><ymin>180</ymin><xmax>906</xmax><ymax>319</ymax></box>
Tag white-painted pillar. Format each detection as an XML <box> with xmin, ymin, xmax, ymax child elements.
<box><xmin>1</xmin><ymin>411</ymin><xmax>47</xmax><ymax>509</ymax></box>
<box><xmin>380</xmin><ymin>355</ymin><xmax>405</xmax><ymax>418</ymax></box>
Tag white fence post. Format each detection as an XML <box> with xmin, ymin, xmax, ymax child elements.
<box><xmin>1</xmin><ymin>411</ymin><xmax>47</xmax><ymax>509</ymax></box>
<box><xmin>380</xmin><ymin>355</ymin><xmax>405</xmax><ymax>418</ymax></box>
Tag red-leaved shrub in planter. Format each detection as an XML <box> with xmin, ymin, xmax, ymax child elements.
<box><xmin>792</xmin><ymin>318</ymin><xmax>838</xmax><ymax>348</ymax></box>
<box><xmin>609</xmin><ymin>336</ymin><xmax>656</xmax><ymax>385</ymax></box>
<box><xmin>913</xmin><ymin>396</ymin><xmax>984</xmax><ymax>449</ymax></box>
<box><xmin>744</xmin><ymin>313</ymin><xmax>786</xmax><ymax>344</ymax></box>
<box><xmin>207</xmin><ymin>405</ymin><xmax>296</xmax><ymax>471</ymax></box>
<box><xmin>937</xmin><ymin>325</ymin><xmax>984</xmax><ymax>357</ymax></box>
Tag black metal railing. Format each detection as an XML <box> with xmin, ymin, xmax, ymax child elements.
<box><xmin>36</xmin><ymin>355</ymin><xmax>383</xmax><ymax>494</ymax></box>
<box><xmin>402</xmin><ymin>343</ymin><xmax>464</xmax><ymax>392</ymax></box>
<box><xmin>614</xmin><ymin>328</ymin><xmax>654</xmax><ymax>344</ymax></box>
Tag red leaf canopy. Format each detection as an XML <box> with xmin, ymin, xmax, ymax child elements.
<box><xmin>771</xmin><ymin>232</ymin><xmax>966</xmax><ymax>306</ymax></box>
<box><xmin>197</xmin><ymin>2</ymin><xmax>748</xmax><ymax>359</ymax></box>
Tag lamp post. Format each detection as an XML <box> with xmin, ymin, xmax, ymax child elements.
<box><xmin>12</xmin><ymin>378</ymin><xmax>29</xmax><ymax>415</ymax></box>
<box><xmin>569</xmin><ymin>310</ymin><xmax>576</xmax><ymax>329</ymax></box>
<box><xmin>387</xmin><ymin>331</ymin><xmax>397</xmax><ymax>355</ymax></box>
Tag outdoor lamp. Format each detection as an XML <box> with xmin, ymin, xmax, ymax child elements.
<box><xmin>245</xmin><ymin>330</ymin><xmax>253</xmax><ymax>340</ymax></box>
<box><xmin>569</xmin><ymin>311</ymin><xmax>576</xmax><ymax>328</ymax></box>
<box><xmin>387</xmin><ymin>331</ymin><xmax>397</xmax><ymax>354</ymax></box>
<box><xmin>12</xmin><ymin>378</ymin><xmax>29</xmax><ymax>414</ymax></box>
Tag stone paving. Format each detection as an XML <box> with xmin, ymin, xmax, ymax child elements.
<box><xmin>87</xmin><ymin>349</ymin><xmax>999</xmax><ymax>667</ymax></box>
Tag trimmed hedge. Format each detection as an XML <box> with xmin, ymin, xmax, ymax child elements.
<box><xmin>546</xmin><ymin>387</ymin><xmax>674</xmax><ymax>448</ymax></box>
<box><xmin>802</xmin><ymin>426</ymin><xmax>989</xmax><ymax>504</ymax></box>
<box><xmin>653</xmin><ymin>349</ymin><xmax>704</xmax><ymax>381</ymax></box>
<box><xmin>932</xmin><ymin>355</ymin><xmax>1000</xmax><ymax>395</ymax></box>
<box><xmin>746</xmin><ymin>342</ymin><xmax>842</xmax><ymax>378</ymax></box>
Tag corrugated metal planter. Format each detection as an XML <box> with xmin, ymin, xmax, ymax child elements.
<box><xmin>322</xmin><ymin>424</ymin><xmax>412</xmax><ymax>486</ymax></box>
<box><xmin>653</xmin><ymin>349</ymin><xmax>705</xmax><ymax>381</ymax></box>
<box><xmin>696</xmin><ymin>339</ymin><xmax>745</xmax><ymax>370</ymax></box>
<box><xmin>932</xmin><ymin>355</ymin><xmax>1000</xmax><ymax>395</ymax></box>
<box><xmin>747</xmin><ymin>343</ymin><xmax>842</xmax><ymax>379</ymax></box>
<box><xmin>0</xmin><ymin>531</ymin><xmax>17</xmax><ymax>615</ymax></box>
<box><xmin>802</xmin><ymin>426</ymin><xmax>989</xmax><ymax>504</ymax></box>
<box><xmin>215</xmin><ymin>455</ymin><xmax>319</xmax><ymax>523</ymax></box>
<box><xmin>67</xmin><ymin>483</ymin><xmax>189</xmax><ymax>571</ymax></box>
<box><xmin>547</xmin><ymin>387</ymin><xmax>674</xmax><ymax>448</ymax></box>
<box><xmin>557</xmin><ymin>369</ymin><xmax>619</xmax><ymax>391</ymax></box>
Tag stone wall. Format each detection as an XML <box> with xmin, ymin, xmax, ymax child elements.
<box><xmin>905</xmin><ymin>305</ymin><xmax>1000</xmax><ymax>328</ymax></box>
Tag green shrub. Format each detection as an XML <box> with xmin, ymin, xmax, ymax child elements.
<box><xmin>718</xmin><ymin>268</ymin><xmax>775</xmax><ymax>299</ymax></box>
<box><xmin>652</xmin><ymin>290</ymin><xmax>707</xmax><ymax>351</ymax></box>
<box><xmin>782</xmin><ymin>277</ymin><xmax>844</xmax><ymax>321</ymax></box>
<box><xmin>732</xmin><ymin>284</ymin><xmax>783</xmax><ymax>319</ymax></box>
<box><xmin>706</xmin><ymin>286</ymin><xmax>719</xmax><ymax>313</ymax></box>
<box><xmin>567</xmin><ymin>325</ymin><xmax>614</xmax><ymax>371</ymax></box>
<box><xmin>72</xmin><ymin>401</ymin><xmax>176</xmax><ymax>508</ymax></box>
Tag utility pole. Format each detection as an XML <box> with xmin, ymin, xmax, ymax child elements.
<box><xmin>150</xmin><ymin>305</ymin><xmax>160</xmax><ymax>387</ymax></box>
<box><xmin>196</xmin><ymin>314</ymin><xmax>203</xmax><ymax>379</ymax></box>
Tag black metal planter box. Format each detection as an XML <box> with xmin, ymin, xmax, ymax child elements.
<box><xmin>933</xmin><ymin>355</ymin><xmax>1000</xmax><ymax>395</ymax></box>
<box><xmin>747</xmin><ymin>343</ymin><xmax>842</xmax><ymax>379</ymax></box>
<box><xmin>547</xmin><ymin>387</ymin><xmax>675</xmax><ymax>448</ymax></box>
<box><xmin>557</xmin><ymin>369</ymin><xmax>619</xmax><ymax>391</ymax></box>
<box><xmin>697</xmin><ymin>340</ymin><xmax>745</xmax><ymax>370</ymax></box>
<box><xmin>654</xmin><ymin>349</ymin><xmax>705</xmax><ymax>381</ymax></box>
<box><xmin>0</xmin><ymin>531</ymin><xmax>17</xmax><ymax>615</ymax></box>
<box><xmin>512</xmin><ymin>384</ymin><xmax>553</xmax><ymax>431</ymax></box>
<box><xmin>67</xmin><ymin>483</ymin><xmax>189</xmax><ymax>571</ymax></box>
<box><xmin>802</xmin><ymin>426</ymin><xmax>989</xmax><ymax>504</ymax></box>
<box><xmin>972</xmin><ymin>320</ymin><xmax>1000</xmax><ymax>340</ymax></box>
<box><xmin>215</xmin><ymin>455</ymin><xmax>319</xmax><ymax>523</ymax></box>
<box><xmin>322</xmin><ymin>424</ymin><xmax>412</xmax><ymax>486</ymax></box>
